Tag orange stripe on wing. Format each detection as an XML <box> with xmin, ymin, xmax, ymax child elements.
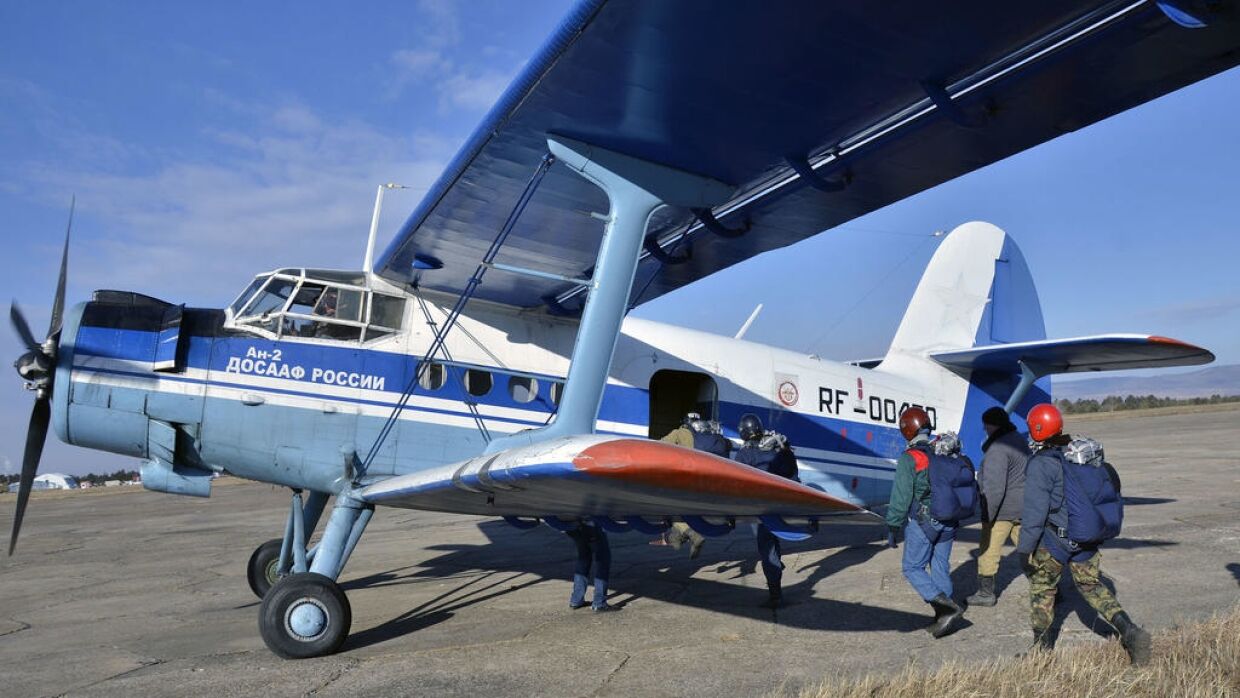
<box><xmin>572</xmin><ymin>439</ymin><xmax>861</xmax><ymax>513</ymax></box>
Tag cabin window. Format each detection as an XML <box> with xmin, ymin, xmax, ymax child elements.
<box><xmin>370</xmin><ymin>294</ymin><xmax>405</xmax><ymax>329</ymax></box>
<box><xmin>418</xmin><ymin>362</ymin><xmax>445</xmax><ymax>391</ymax></box>
<box><xmin>550</xmin><ymin>382</ymin><xmax>565</xmax><ymax>405</ymax></box>
<box><xmin>464</xmin><ymin>369</ymin><xmax>492</xmax><ymax>397</ymax></box>
<box><xmin>508</xmin><ymin>376</ymin><xmax>538</xmax><ymax>403</ymax></box>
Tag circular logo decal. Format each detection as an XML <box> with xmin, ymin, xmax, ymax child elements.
<box><xmin>777</xmin><ymin>381</ymin><xmax>799</xmax><ymax>407</ymax></box>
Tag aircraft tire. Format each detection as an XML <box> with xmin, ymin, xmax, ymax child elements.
<box><xmin>259</xmin><ymin>572</ymin><xmax>351</xmax><ymax>659</ymax></box>
<box><xmin>247</xmin><ymin>538</ymin><xmax>284</xmax><ymax>599</ymax></box>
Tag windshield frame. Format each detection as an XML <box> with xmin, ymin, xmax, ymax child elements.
<box><xmin>226</xmin><ymin>269</ymin><xmax>405</xmax><ymax>344</ymax></box>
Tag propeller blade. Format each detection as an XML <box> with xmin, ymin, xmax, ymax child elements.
<box><xmin>46</xmin><ymin>195</ymin><xmax>73</xmax><ymax>340</ymax></box>
<box><xmin>10</xmin><ymin>303</ymin><xmax>40</xmax><ymax>353</ymax></box>
<box><xmin>9</xmin><ymin>398</ymin><xmax>50</xmax><ymax>556</ymax></box>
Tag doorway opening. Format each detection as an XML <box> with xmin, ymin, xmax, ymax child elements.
<box><xmin>648</xmin><ymin>369</ymin><xmax>718</xmax><ymax>439</ymax></box>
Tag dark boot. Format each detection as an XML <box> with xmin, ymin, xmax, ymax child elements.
<box><xmin>1018</xmin><ymin>626</ymin><xmax>1055</xmax><ymax>657</ymax></box>
<box><xmin>927</xmin><ymin>594</ymin><xmax>963</xmax><ymax>638</ymax></box>
<box><xmin>966</xmin><ymin>575</ymin><xmax>997</xmax><ymax>607</ymax></box>
<box><xmin>759</xmin><ymin>584</ymin><xmax>783</xmax><ymax>609</ymax></box>
<box><xmin>1111</xmin><ymin>612</ymin><xmax>1152</xmax><ymax>665</ymax></box>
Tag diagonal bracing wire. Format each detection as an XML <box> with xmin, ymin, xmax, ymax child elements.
<box><xmin>360</xmin><ymin>153</ymin><xmax>556</xmax><ymax>471</ymax></box>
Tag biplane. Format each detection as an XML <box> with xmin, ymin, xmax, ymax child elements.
<box><xmin>11</xmin><ymin>0</ymin><xmax>1231</xmax><ymax>657</ymax></box>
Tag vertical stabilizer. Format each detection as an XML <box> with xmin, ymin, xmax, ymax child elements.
<box><xmin>878</xmin><ymin>221</ymin><xmax>1047</xmax><ymax>463</ymax></box>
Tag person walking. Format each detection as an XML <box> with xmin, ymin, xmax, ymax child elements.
<box><xmin>967</xmin><ymin>406</ymin><xmax>1029</xmax><ymax>607</ymax></box>
<box><xmin>1017</xmin><ymin>403</ymin><xmax>1150</xmax><ymax>663</ymax></box>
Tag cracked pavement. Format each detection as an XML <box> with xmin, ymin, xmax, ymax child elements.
<box><xmin>1</xmin><ymin>406</ymin><xmax>1237</xmax><ymax>697</ymax></box>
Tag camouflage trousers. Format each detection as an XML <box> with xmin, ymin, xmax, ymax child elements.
<box><xmin>1027</xmin><ymin>546</ymin><xmax>1124</xmax><ymax>634</ymax></box>
<box><xmin>666</xmin><ymin>522</ymin><xmax>704</xmax><ymax>549</ymax></box>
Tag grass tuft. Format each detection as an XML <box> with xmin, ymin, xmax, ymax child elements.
<box><xmin>782</xmin><ymin>605</ymin><xmax>1239</xmax><ymax>698</ymax></box>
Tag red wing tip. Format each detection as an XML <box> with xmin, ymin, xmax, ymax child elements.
<box><xmin>1148</xmin><ymin>335</ymin><xmax>1214</xmax><ymax>357</ymax></box>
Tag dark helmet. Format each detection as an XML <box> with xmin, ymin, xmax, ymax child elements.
<box><xmin>898</xmin><ymin>406</ymin><xmax>931</xmax><ymax>441</ymax></box>
<box><xmin>1026</xmin><ymin>403</ymin><xmax>1063</xmax><ymax>443</ymax></box>
<box><xmin>738</xmin><ymin>413</ymin><xmax>763</xmax><ymax>442</ymax></box>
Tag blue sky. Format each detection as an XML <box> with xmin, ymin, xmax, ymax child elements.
<box><xmin>2</xmin><ymin>1</ymin><xmax>1237</xmax><ymax>476</ymax></box>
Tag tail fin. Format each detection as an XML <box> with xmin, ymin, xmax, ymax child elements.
<box><xmin>877</xmin><ymin>221</ymin><xmax>1212</xmax><ymax>466</ymax></box>
<box><xmin>882</xmin><ymin>221</ymin><xmax>1045</xmax><ymax>373</ymax></box>
<box><xmin>878</xmin><ymin>221</ymin><xmax>1048</xmax><ymax>464</ymax></box>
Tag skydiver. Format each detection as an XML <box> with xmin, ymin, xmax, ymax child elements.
<box><xmin>734</xmin><ymin>413</ymin><xmax>798</xmax><ymax>608</ymax></box>
<box><xmin>564</xmin><ymin>519</ymin><xmax>618</xmax><ymax>613</ymax></box>
<box><xmin>659</xmin><ymin>413</ymin><xmax>733</xmax><ymax>558</ymax></box>
<box><xmin>1017</xmin><ymin>403</ymin><xmax>1150</xmax><ymax>663</ymax></box>
<box><xmin>967</xmin><ymin>406</ymin><xmax>1030</xmax><ymax>607</ymax></box>
<box><xmin>885</xmin><ymin>407</ymin><xmax>974</xmax><ymax>638</ymax></box>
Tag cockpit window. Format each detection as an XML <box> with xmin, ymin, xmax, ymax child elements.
<box><xmin>229</xmin><ymin>276</ymin><xmax>267</xmax><ymax>317</ymax></box>
<box><xmin>245</xmin><ymin>278</ymin><xmax>295</xmax><ymax>317</ymax></box>
<box><xmin>229</xmin><ymin>270</ymin><xmax>405</xmax><ymax>345</ymax></box>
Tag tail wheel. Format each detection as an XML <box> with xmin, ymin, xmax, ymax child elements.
<box><xmin>246</xmin><ymin>539</ymin><xmax>285</xmax><ymax>599</ymax></box>
<box><xmin>259</xmin><ymin>572</ymin><xmax>351</xmax><ymax>659</ymax></box>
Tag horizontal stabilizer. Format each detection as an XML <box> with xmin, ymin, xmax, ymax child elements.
<box><xmin>359</xmin><ymin>435</ymin><xmax>869</xmax><ymax>519</ymax></box>
<box><xmin>929</xmin><ymin>334</ymin><xmax>1213</xmax><ymax>375</ymax></box>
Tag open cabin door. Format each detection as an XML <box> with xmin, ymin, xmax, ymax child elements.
<box><xmin>647</xmin><ymin>369</ymin><xmax>718</xmax><ymax>440</ymax></box>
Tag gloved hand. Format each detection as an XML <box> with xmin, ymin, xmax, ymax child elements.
<box><xmin>886</xmin><ymin>526</ymin><xmax>901</xmax><ymax>549</ymax></box>
<box><xmin>1019</xmin><ymin>552</ymin><xmax>1036</xmax><ymax>578</ymax></box>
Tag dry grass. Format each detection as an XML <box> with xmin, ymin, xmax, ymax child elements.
<box><xmin>784</xmin><ymin>605</ymin><xmax>1240</xmax><ymax>698</ymax></box>
<box><xmin>1065</xmin><ymin>400</ymin><xmax>1240</xmax><ymax>422</ymax></box>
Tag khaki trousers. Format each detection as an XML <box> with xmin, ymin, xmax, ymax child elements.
<box><xmin>977</xmin><ymin>519</ymin><xmax>1020</xmax><ymax>577</ymax></box>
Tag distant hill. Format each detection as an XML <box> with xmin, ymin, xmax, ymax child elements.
<box><xmin>1054</xmin><ymin>364</ymin><xmax>1240</xmax><ymax>401</ymax></box>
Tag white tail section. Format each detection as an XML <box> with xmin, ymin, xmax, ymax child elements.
<box><xmin>881</xmin><ymin>220</ymin><xmax>1048</xmax><ymax>374</ymax></box>
<box><xmin>877</xmin><ymin>221</ymin><xmax>1046</xmax><ymax>445</ymax></box>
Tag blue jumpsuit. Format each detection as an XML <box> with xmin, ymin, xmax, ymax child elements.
<box><xmin>735</xmin><ymin>443</ymin><xmax>798</xmax><ymax>595</ymax></box>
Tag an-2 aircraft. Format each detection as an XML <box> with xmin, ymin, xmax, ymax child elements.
<box><xmin>9</xmin><ymin>1</ymin><xmax>1235</xmax><ymax>658</ymax></box>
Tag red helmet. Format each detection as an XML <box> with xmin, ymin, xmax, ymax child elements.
<box><xmin>898</xmin><ymin>407</ymin><xmax>931</xmax><ymax>441</ymax></box>
<box><xmin>1026</xmin><ymin>403</ymin><xmax>1063</xmax><ymax>442</ymax></box>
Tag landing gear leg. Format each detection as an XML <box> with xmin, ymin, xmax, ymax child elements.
<box><xmin>247</xmin><ymin>489</ymin><xmax>328</xmax><ymax>599</ymax></box>
<box><xmin>258</xmin><ymin>494</ymin><xmax>373</xmax><ymax>659</ymax></box>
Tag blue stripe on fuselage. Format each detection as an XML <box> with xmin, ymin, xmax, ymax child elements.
<box><xmin>73</xmin><ymin>325</ymin><xmax>905</xmax><ymax>464</ymax></box>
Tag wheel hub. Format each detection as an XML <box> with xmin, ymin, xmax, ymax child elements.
<box><xmin>264</xmin><ymin>558</ymin><xmax>281</xmax><ymax>585</ymax></box>
<box><xmin>286</xmin><ymin>598</ymin><xmax>328</xmax><ymax>640</ymax></box>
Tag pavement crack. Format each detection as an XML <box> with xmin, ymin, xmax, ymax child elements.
<box><xmin>0</xmin><ymin>618</ymin><xmax>32</xmax><ymax>637</ymax></box>
<box><xmin>589</xmin><ymin>653</ymin><xmax>632</xmax><ymax>696</ymax></box>
<box><xmin>57</xmin><ymin>656</ymin><xmax>165</xmax><ymax>696</ymax></box>
<box><xmin>305</xmin><ymin>657</ymin><xmax>360</xmax><ymax>695</ymax></box>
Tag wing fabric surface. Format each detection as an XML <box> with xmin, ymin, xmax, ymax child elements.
<box><xmin>929</xmin><ymin>334</ymin><xmax>1215</xmax><ymax>374</ymax></box>
<box><xmin>359</xmin><ymin>436</ymin><xmax>867</xmax><ymax>518</ymax></box>
<box><xmin>376</xmin><ymin>0</ymin><xmax>1240</xmax><ymax>312</ymax></box>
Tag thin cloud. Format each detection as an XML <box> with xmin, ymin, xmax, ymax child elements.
<box><xmin>10</xmin><ymin>96</ymin><xmax>452</xmax><ymax>306</ymax></box>
<box><xmin>1139</xmin><ymin>295</ymin><xmax>1240</xmax><ymax>325</ymax></box>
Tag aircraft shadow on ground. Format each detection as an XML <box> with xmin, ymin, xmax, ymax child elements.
<box><xmin>1227</xmin><ymin>562</ymin><xmax>1240</xmax><ymax>588</ymax></box>
<box><xmin>342</xmin><ymin>518</ymin><xmax>932</xmax><ymax>648</ymax></box>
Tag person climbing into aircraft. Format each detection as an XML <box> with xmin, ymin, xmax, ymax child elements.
<box><xmin>734</xmin><ymin>413</ymin><xmax>798</xmax><ymax>608</ymax></box>
<box><xmin>658</xmin><ymin>413</ymin><xmax>732</xmax><ymax>558</ymax></box>
<box><xmin>885</xmin><ymin>407</ymin><xmax>975</xmax><ymax>638</ymax></box>
<box><xmin>967</xmin><ymin>406</ymin><xmax>1030</xmax><ymax>607</ymax></box>
<box><xmin>564</xmin><ymin>519</ymin><xmax>617</xmax><ymax>613</ymax></box>
<box><xmin>1016</xmin><ymin>403</ymin><xmax>1150</xmax><ymax>663</ymax></box>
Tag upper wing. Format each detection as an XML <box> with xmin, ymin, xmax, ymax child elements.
<box><xmin>928</xmin><ymin>334</ymin><xmax>1215</xmax><ymax>374</ymax></box>
<box><xmin>375</xmin><ymin>0</ymin><xmax>1240</xmax><ymax>312</ymax></box>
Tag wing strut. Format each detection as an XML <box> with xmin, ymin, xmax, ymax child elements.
<box><xmin>486</xmin><ymin>134</ymin><xmax>733</xmax><ymax>452</ymax></box>
<box><xmin>360</xmin><ymin>153</ymin><xmax>556</xmax><ymax>471</ymax></box>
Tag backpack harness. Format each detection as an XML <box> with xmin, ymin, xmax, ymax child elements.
<box><xmin>907</xmin><ymin>446</ymin><xmax>978</xmax><ymax>528</ymax></box>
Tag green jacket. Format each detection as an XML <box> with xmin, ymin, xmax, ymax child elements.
<box><xmin>885</xmin><ymin>435</ymin><xmax>931</xmax><ymax>528</ymax></box>
<box><xmin>660</xmin><ymin>425</ymin><xmax>695</xmax><ymax>449</ymax></box>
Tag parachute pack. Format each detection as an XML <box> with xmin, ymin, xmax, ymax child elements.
<box><xmin>1056</xmin><ymin>437</ymin><xmax>1124</xmax><ymax>547</ymax></box>
<box><xmin>909</xmin><ymin>437</ymin><xmax>977</xmax><ymax>523</ymax></box>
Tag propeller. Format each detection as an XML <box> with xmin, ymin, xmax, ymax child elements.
<box><xmin>9</xmin><ymin>196</ymin><xmax>73</xmax><ymax>555</ymax></box>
